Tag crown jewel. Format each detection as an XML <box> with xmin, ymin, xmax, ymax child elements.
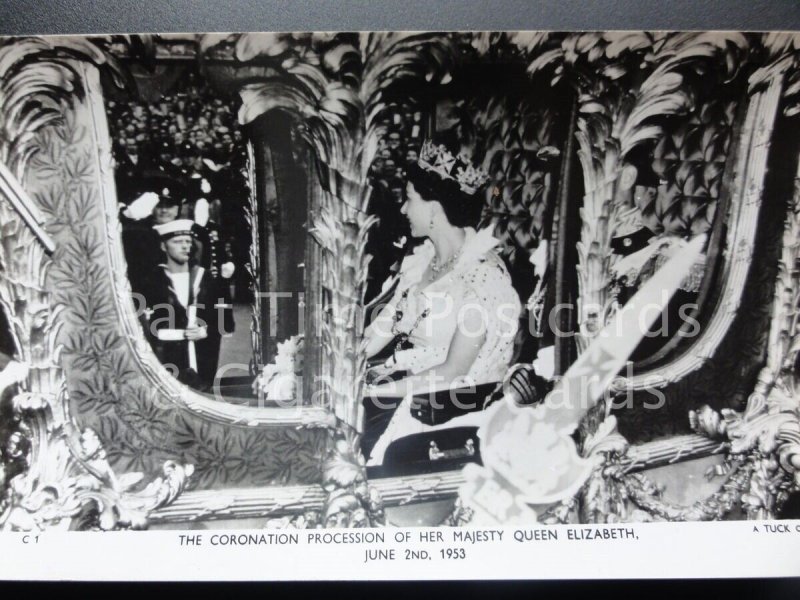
<box><xmin>417</xmin><ymin>140</ymin><xmax>490</xmax><ymax>194</ymax></box>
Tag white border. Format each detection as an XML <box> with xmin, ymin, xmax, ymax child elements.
<box><xmin>1</xmin><ymin>521</ymin><xmax>798</xmax><ymax>580</ymax></box>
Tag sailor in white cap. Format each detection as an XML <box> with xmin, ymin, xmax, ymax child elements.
<box><xmin>141</xmin><ymin>219</ymin><xmax>224</xmax><ymax>390</ymax></box>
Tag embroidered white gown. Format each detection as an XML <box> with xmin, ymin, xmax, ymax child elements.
<box><xmin>365</xmin><ymin>227</ymin><xmax>521</xmax><ymax>466</ymax></box>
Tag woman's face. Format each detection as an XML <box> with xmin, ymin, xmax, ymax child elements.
<box><xmin>401</xmin><ymin>182</ymin><xmax>431</xmax><ymax>237</ymax></box>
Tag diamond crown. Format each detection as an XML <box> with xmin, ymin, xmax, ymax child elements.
<box><xmin>417</xmin><ymin>140</ymin><xmax>490</xmax><ymax>195</ymax></box>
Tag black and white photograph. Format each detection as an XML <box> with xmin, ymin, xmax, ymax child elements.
<box><xmin>0</xmin><ymin>29</ymin><xmax>799</xmax><ymax>557</ymax></box>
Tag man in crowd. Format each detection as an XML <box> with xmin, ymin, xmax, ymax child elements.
<box><xmin>114</xmin><ymin>135</ymin><xmax>154</xmax><ymax>206</ymax></box>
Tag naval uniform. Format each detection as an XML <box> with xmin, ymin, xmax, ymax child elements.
<box><xmin>141</xmin><ymin>263</ymin><xmax>227</xmax><ymax>390</ymax></box>
<box><xmin>141</xmin><ymin>218</ymin><xmax>232</xmax><ymax>391</ymax></box>
<box><xmin>193</xmin><ymin>221</ymin><xmax>235</xmax><ymax>384</ymax></box>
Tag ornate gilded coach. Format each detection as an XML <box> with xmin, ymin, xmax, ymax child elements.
<box><xmin>0</xmin><ymin>31</ymin><xmax>798</xmax><ymax>529</ymax></box>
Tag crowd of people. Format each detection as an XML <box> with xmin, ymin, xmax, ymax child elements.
<box><xmin>367</xmin><ymin>105</ymin><xmax>426</xmax><ymax>203</ymax></box>
<box><xmin>364</xmin><ymin>104</ymin><xmax>427</xmax><ymax>302</ymax></box>
<box><xmin>107</xmin><ymin>70</ymin><xmax>246</xmax><ymax>196</ymax></box>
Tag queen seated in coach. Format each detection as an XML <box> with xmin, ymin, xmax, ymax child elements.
<box><xmin>360</xmin><ymin>139</ymin><xmax>530</xmax><ymax>475</ymax></box>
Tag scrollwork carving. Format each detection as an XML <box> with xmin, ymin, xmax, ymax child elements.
<box><xmin>2</xmin><ymin>393</ymin><xmax>193</xmax><ymax>531</ymax></box>
<box><xmin>520</xmin><ymin>32</ymin><xmax>750</xmax><ymax>352</ymax></box>
<box><xmin>1</xmin><ymin>31</ymin><xmax>799</xmax><ymax>531</ymax></box>
<box><xmin>0</xmin><ymin>192</ymin><xmax>193</xmax><ymax>531</ymax></box>
<box><xmin>0</xmin><ymin>40</ymin><xmax>192</xmax><ymax>531</ymax></box>
<box><xmin>231</xmin><ymin>32</ymin><xmax>459</xmax><ymax>431</ymax></box>
<box><xmin>686</xmin><ymin>106</ymin><xmax>800</xmax><ymax>518</ymax></box>
<box><xmin>223</xmin><ymin>33</ymin><xmax>459</xmax><ymax>522</ymax></box>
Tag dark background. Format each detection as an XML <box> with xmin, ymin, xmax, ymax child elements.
<box><xmin>0</xmin><ymin>0</ymin><xmax>798</xmax><ymax>594</ymax></box>
<box><xmin>0</xmin><ymin>0</ymin><xmax>799</xmax><ymax>35</ymax></box>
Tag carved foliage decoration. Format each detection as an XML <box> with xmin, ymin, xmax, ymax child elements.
<box><xmin>228</xmin><ymin>33</ymin><xmax>370</xmax><ymax>433</ymax></box>
<box><xmin>229</xmin><ymin>32</ymin><xmax>459</xmax><ymax>428</ymax></box>
<box><xmin>0</xmin><ymin>36</ymin><xmax>136</xmax><ymax>181</ymax></box>
<box><xmin>3</xmin><ymin>45</ymin><xmax>327</xmax><ymax>505</ymax></box>
<box><xmin>686</xmin><ymin>98</ymin><xmax>800</xmax><ymax>518</ymax></box>
<box><xmin>603</xmin><ymin>53</ymin><xmax>785</xmax><ymax>448</ymax></box>
<box><xmin>490</xmin><ymin>32</ymin><xmax>800</xmax><ymax>523</ymax></box>
<box><xmin>518</xmin><ymin>32</ymin><xmax>750</xmax><ymax>351</ymax></box>
<box><xmin>205</xmin><ymin>32</ymin><xmax>462</xmax><ymax>525</ymax></box>
<box><xmin>0</xmin><ymin>42</ymin><xmax>194</xmax><ymax>530</ymax></box>
<box><xmin>589</xmin><ymin>49</ymin><xmax>800</xmax><ymax>523</ymax></box>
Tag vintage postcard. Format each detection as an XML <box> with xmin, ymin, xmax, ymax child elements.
<box><xmin>0</xmin><ymin>31</ymin><xmax>799</xmax><ymax>580</ymax></box>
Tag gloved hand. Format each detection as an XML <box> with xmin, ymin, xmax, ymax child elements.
<box><xmin>184</xmin><ymin>325</ymin><xmax>208</xmax><ymax>341</ymax></box>
<box><xmin>529</xmin><ymin>240</ymin><xmax>548</xmax><ymax>278</ymax></box>
<box><xmin>220</xmin><ymin>262</ymin><xmax>235</xmax><ymax>279</ymax></box>
<box><xmin>194</xmin><ymin>198</ymin><xmax>210</xmax><ymax>227</ymax></box>
<box><xmin>122</xmin><ymin>192</ymin><xmax>159</xmax><ymax>220</ymax></box>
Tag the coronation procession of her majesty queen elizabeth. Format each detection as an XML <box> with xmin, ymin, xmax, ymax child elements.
<box><xmin>0</xmin><ymin>30</ymin><xmax>799</xmax><ymax>533</ymax></box>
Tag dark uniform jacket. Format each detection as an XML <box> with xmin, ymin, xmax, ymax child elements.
<box><xmin>115</xmin><ymin>152</ymin><xmax>154</xmax><ymax>205</ymax></box>
<box><xmin>192</xmin><ymin>220</ymin><xmax>235</xmax><ymax>334</ymax></box>
<box><xmin>141</xmin><ymin>264</ymin><xmax>231</xmax><ymax>389</ymax></box>
<box><xmin>120</xmin><ymin>215</ymin><xmax>162</xmax><ymax>297</ymax></box>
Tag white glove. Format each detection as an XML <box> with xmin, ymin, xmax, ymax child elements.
<box><xmin>220</xmin><ymin>262</ymin><xmax>235</xmax><ymax>279</ymax></box>
<box><xmin>200</xmin><ymin>178</ymin><xmax>212</xmax><ymax>194</ymax></box>
<box><xmin>194</xmin><ymin>198</ymin><xmax>210</xmax><ymax>227</ymax></box>
<box><xmin>532</xmin><ymin>346</ymin><xmax>555</xmax><ymax>380</ymax></box>
<box><xmin>122</xmin><ymin>192</ymin><xmax>159</xmax><ymax>220</ymax></box>
<box><xmin>202</xmin><ymin>158</ymin><xmax>225</xmax><ymax>172</ymax></box>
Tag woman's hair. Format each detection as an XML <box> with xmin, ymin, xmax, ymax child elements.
<box><xmin>405</xmin><ymin>161</ymin><xmax>484</xmax><ymax>228</ymax></box>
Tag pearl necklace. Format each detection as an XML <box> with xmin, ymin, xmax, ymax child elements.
<box><xmin>429</xmin><ymin>248</ymin><xmax>462</xmax><ymax>277</ymax></box>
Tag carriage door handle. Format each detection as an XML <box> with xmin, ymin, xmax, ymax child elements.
<box><xmin>429</xmin><ymin>439</ymin><xmax>475</xmax><ymax>461</ymax></box>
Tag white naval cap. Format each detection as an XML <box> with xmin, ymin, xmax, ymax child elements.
<box><xmin>153</xmin><ymin>219</ymin><xmax>196</xmax><ymax>240</ymax></box>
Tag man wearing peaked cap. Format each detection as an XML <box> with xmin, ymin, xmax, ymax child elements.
<box><xmin>140</xmin><ymin>219</ymin><xmax>228</xmax><ymax>391</ymax></box>
<box><xmin>119</xmin><ymin>171</ymin><xmax>194</xmax><ymax>295</ymax></box>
